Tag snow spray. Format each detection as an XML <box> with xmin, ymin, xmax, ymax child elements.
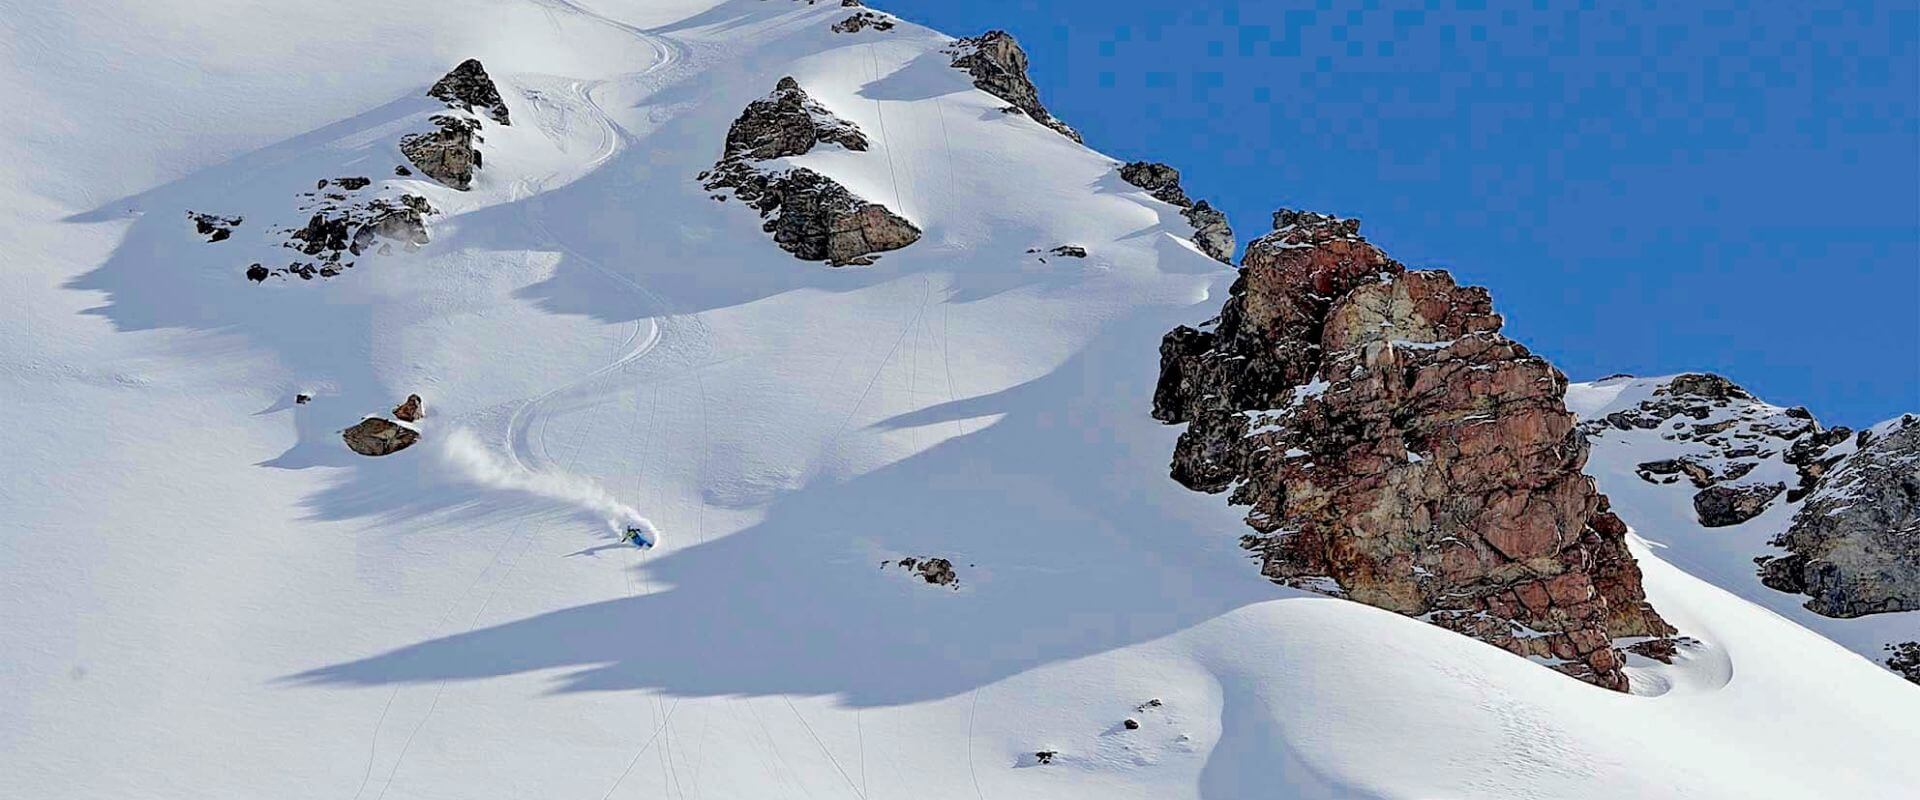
<box><xmin>438</xmin><ymin>427</ymin><xmax>658</xmax><ymax>546</ymax></box>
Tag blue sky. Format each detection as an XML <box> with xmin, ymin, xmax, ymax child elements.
<box><xmin>879</xmin><ymin>0</ymin><xmax>1920</xmax><ymax>428</ymax></box>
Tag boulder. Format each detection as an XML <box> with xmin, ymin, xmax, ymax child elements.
<box><xmin>832</xmin><ymin>10</ymin><xmax>895</xmax><ymax>33</ymax></box>
<box><xmin>948</xmin><ymin>31</ymin><xmax>1081</xmax><ymax>142</ymax></box>
<box><xmin>400</xmin><ymin>115</ymin><xmax>482</xmax><ymax>191</ymax></box>
<box><xmin>1152</xmin><ymin>209</ymin><xmax>1673</xmax><ymax>692</ymax></box>
<box><xmin>392</xmin><ymin>394</ymin><xmax>424</xmax><ymax>422</ymax></box>
<box><xmin>343</xmin><ymin>417</ymin><xmax>419</xmax><ymax>456</ymax></box>
<box><xmin>1693</xmin><ymin>483</ymin><xmax>1784</xmax><ymax>527</ymax></box>
<box><xmin>721</xmin><ymin>76</ymin><xmax>868</xmax><ymax>161</ymax></box>
<box><xmin>427</xmin><ymin>59</ymin><xmax>511</xmax><ymax>125</ymax></box>
<box><xmin>187</xmin><ymin>211</ymin><xmax>241</xmax><ymax>242</ymax></box>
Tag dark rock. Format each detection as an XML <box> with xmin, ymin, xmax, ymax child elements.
<box><xmin>295</xmin><ymin>393</ymin><xmax>312</xmax><ymax>405</ymax></box>
<box><xmin>392</xmin><ymin>394</ymin><xmax>424</xmax><ymax>422</ymax></box>
<box><xmin>1760</xmin><ymin>415</ymin><xmax>1920</xmax><ymax>617</ymax></box>
<box><xmin>1115</xmin><ymin>161</ymin><xmax>1234</xmax><ymax>263</ymax></box>
<box><xmin>1033</xmin><ymin>751</ymin><xmax>1056</xmax><ymax>765</ymax></box>
<box><xmin>395</xmin><ymin>165</ymin><xmax>412</xmax><ymax>176</ymax></box>
<box><xmin>948</xmin><ymin>31</ymin><xmax>1081</xmax><ymax>142</ymax></box>
<box><xmin>1122</xmin><ymin>718</ymin><xmax>1140</xmax><ymax>730</ymax></box>
<box><xmin>400</xmin><ymin>115</ymin><xmax>483</xmax><ymax>191</ymax></box>
<box><xmin>889</xmin><ymin>556</ymin><xmax>959</xmax><ymax>587</ymax></box>
<box><xmin>187</xmin><ymin>211</ymin><xmax>242</xmax><ymax>242</ymax></box>
<box><xmin>832</xmin><ymin>10</ymin><xmax>895</xmax><ymax>33</ymax></box>
<box><xmin>705</xmin><ymin>78</ymin><xmax>917</xmax><ymax>266</ymax></box>
<box><xmin>1048</xmin><ymin>245</ymin><xmax>1087</xmax><ymax>258</ymax></box>
<box><xmin>343</xmin><ymin>417</ymin><xmax>419</xmax><ymax>456</ymax></box>
<box><xmin>255</xmin><ymin>194</ymin><xmax>434</xmax><ymax>282</ymax></box>
<box><xmin>246</xmin><ymin>263</ymin><xmax>269</xmax><ymax>282</ymax></box>
<box><xmin>1152</xmin><ymin>208</ymin><xmax>1672</xmax><ymax>692</ymax></box>
<box><xmin>1693</xmin><ymin>483</ymin><xmax>1784</xmax><ymax>527</ymax></box>
<box><xmin>334</xmin><ymin>176</ymin><xmax>371</xmax><ymax>191</ymax></box>
<box><xmin>722</xmin><ymin>77</ymin><xmax>868</xmax><ymax>162</ymax></box>
<box><xmin>427</xmin><ymin>59</ymin><xmax>510</xmax><ymax>125</ymax></box>
<box><xmin>1885</xmin><ymin>641</ymin><xmax>1920</xmax><ymax>685</ymax></box>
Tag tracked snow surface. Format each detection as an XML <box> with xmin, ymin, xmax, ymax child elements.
<box><xmin>3</xmin><ymin>1</ymin><xmax>1915</xmax><ymax>798</ymax></box>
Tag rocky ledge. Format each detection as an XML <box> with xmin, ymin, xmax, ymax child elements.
<box><xmin>1117</xmin><ymin>161</ymin><xmax>1234</xmax><ymax>264</ymax></box>
<box><xmin>401</xmin><ymin>115</ymin><xmax>483</xmax><ymax>191</ymax></box>
<box><xmin>702</xmin><ymin>77</ymin><xmax>920</xmax><ymax>266</ymax></box>
<box><xmin>1758</xmin><ymin>414</ymin><xmax>1920</xmax><ymax>618</ymax></box>
<box><xmin>1153</xmin><ymin>209</ymin><xmax>1673</xmax><ymax>691</ymax></box>
<box><xmin>948</xmin><ymin>31</ymin><xmax>1081</xmax><ymax>143</ymax></box>
<box><xmin>343</xmin><ymin>417</ymin><xmax>419</xmax><ymax>456</ymax></box>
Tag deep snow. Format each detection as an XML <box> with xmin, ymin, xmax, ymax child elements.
<box><xmin>3</xmin><ymin>1</ymin><xmax>1915</xmax><ymax>798</ymax></box>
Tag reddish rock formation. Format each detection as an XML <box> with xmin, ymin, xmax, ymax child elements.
<box><xmin>392</xmin><ymin>394</ymin><xmax>424</xmax><ymax>422</ymax></box>
<box><xmin>1154</xmin><ymin>209</ymin><xmax>1674</xmax><ymax>691</ymax></box>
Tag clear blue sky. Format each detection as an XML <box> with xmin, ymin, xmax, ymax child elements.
<box><xmin>878</xmin><ymin>0</ymin><xmax>1920</xmax><ymax>428</ymax></box>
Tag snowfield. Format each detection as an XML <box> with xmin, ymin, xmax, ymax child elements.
<box><xmin>3</xmin><ymin>1</ymin><xmax>1915</xmax><ymax>798</ymax></box>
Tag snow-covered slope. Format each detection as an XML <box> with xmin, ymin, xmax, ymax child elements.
<box><xmin>1569</xmin><ymin>375</ymin><xmax>1918</xmax><ymax>673</ymax></box>
<box><xmin>4</xmin><ymin>2</ymin><xmax>1915</xmax><ymax>798</ymax></box>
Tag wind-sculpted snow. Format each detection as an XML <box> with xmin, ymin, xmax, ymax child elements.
<box><xmin>5</xmin><ymin>0</ymin><xmax>1919</xmax><ymax>798</ymax></box>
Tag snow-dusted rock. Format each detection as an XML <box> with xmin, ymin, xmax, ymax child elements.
<box><xmin>1760</xmin><ymin>415</ymin><xmax>1920</xmax><ymax>618</ymax></box>
<box><xmin>342</xmin><ymin>417</ymin><xmax>418</xmax><ymax>456</ymax></box>
<box><xmin>427</xmin><ymin>58</ymin><xmax>511</xmax><ymax>125</ymax></box>
<box><xmin>948</xmin><ymin>31</ymin><xmax>1081</xmax><ymax>142</ymax></box>
<box><xmin>1116</xmin><ymin>161</ymin><xmax>1235</xmax><ymax>263</ymax></box>
<box><xmin>400</xmin><ymin>115</ymin><xmax>483</xmax><ymax>191</ymax></box>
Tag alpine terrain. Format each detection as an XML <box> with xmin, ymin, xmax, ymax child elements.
<box><xmin>3</xmin><ymin>1</ymin><xmax>1915</xmax><ymax>798</ymax></box>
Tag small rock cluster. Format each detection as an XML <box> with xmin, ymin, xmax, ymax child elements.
<box><xmin>187</xmin><ymin>212</ymin><xmax>242</xmax><ymax>242</ymax></box>
<box><xmin>1759</xmin><ymin>415</ymin><xmax>1920</xmax><ymax>618</ymax></box>
<box><xmin>702</xmin><ymin>77</ymin><xmax>920</xmax><ymax>266</ymax></box>
<box><xmin>342</xmin><ymin>394</ymin><xmax>426</xmax><ymax>456</ymax></box>
<box><xmin>1581</xmin><ymin>373</ymin><xmax>1852</xmax><ymax>527</ymax></box>
<box><xmin>947</xmin><ymin>31</ymin><xmax>1081</xmax><ymax>142</ymax></box>
<box><xmin>1116</xmin><ymin>161</ymin><xmax>1234</xmax><ymax>264</ymax></box>
<box><xmin>250</xmin><ymin>190</ymin><xmax>434</xmax><ymax>282</ymax></box>
<box><xmin>1885</xmin><ymin>641</ymin><xmax>1920</xmax><ymax>685</ymax></box>
<box><xmin>1152</xmin><ymin>209</ymin><xmax>1673</xmax><ymax>691</ymax></box>
<box><xmin>881</xmin><ymin>556</ymin><xmax>959</xmax><ymax>588</ymax></box>
<box><xmin>832</xmin><ymin>10</ymin><xmax>894</xmax><ymax>33</ymax></box>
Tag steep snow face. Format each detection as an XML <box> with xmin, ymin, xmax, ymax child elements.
<box><xmin>3</xmin><ymin>2</ymin><xmax>1917</xmax><ymax>799</ymax></box>
<box><xmin>1570</xmin><ymin>375</ymin><xmax>1918</xmax><ymax>673</ymax></box>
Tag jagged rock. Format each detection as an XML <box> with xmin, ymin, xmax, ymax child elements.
<box><xmin>1115</xmin><ymin>161</ymin><xmax>1234</xmax><ymax>263</ymax></box>
<box><xmin>343</xmin><ymin>417</ymin><xmax>419</xmax><ymax>456</ymax></box>
<box><xmin>1153</xmin><ymin>209</ymin><xmax>1672</xmax><ymax>692</ymax></box>
<box><xmin>721</xmin><ymin>76</ymin><xmax>868</xmax><ymax>161</ymax></box>
<box><xmin>1886</xmin><ymin>641</ymin><xmax>1920</xmax><ymax>684</ymax></box>
<box><xmin>832</xmin><ymin>10</ymin><xmax>894</xmax><ymax>33</ymax></box>
<box><xmin>295</xmin><ymin>393</ymin><xmax>312</xmax><ymax>405</ymax></box>
<box><xmin>187</xmin><ymin>212</ymin><xmax>241</xmax><ymax>242</ymax></box>
<box><xmin>400</xmin><ymin>115</ymin><xmax>483</xmax><ymax>191</ymax></box>
<box><xmin>334</xmin><ymin>176</ymin><xmax>371</xmax><ymax>191</ymax></box>
<box><xmin>1759</xmin><ymin>415</ymin><xmax>1920</xmax><ymax>617</ymax></box>
<box><xmin>1048</xmin><ymin>245</ymin><xmax>1086</xmax><ymax>258</ymax></box>
<box><xmin>394</xmin><ymin>165</ymin><xmax>412</xmax><ymax>176</ymax></box>
<box><xmin>1033</xmin><ymin>751</ymin><xmax>1057</xmax><ymax>765</ymax></box>
<box><xmin>392</xmin><ymin>394</ymin><xmax>424</xmax><ymax>422</ymax></box>
<box><xmin>704</xmin><ymin>78</ymin><xmax>918</xmax><ymax>266</ymax></box>
<box><xmin>948</xmin><ymin>31</ymin><xmax>1081</xmax><ymax>142</ymax></box>
<box><xmin>427</xmin><ymin>59</ymin><xmax>510</xmax><ymax>125</ymax></box>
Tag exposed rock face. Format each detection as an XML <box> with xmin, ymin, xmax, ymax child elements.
<box><xmin>187</xmin><ymin>212</ymin><xmax>241</xmax><ymax>242</ymax></box>
<box><xmin>1579</xmin><ymin>374</ymin><xmax>1855</xmax><ymax>526</ymax></box>
<box><xmin>832</xmin><ymin>10</ymin><xmax>894</xmax><ymax>33</ymax></box>
<box><xmin>1153</xmin><ymin>209</ymin><xmax>1672</xmax><ymax>691</ymax></box>
<box><xmin>427</xmin><ymin>59</ymin><xmax>510</xmax><ymax>125</ymax></box>
<box><xmin>948</xmin><ymin>31</ymin><xmax>1081</xmax><ymax>142</ymax></box>
<box><xmin>343</xmin><ymin>417</ymin><xmax>419</xmax><ymax>456</ymax></box>
<box><xmin>1758</xmin><ymin>415</ymin><xmax>1920</xmax><ymax>618</ymax></box>
<box><xmin>254</xmin><ymin>193</ymin><xmax>434</xmax><ymax>282</ymax></box>
<box><xmin>400</xmin><ymin>115</ymin><xmax>483</xmax><ymax>191</ymax></box>
<box><xmin>392</xmin><ymin>394</ymin><xmax>424</xmax><ymax>423</ymax></box>
<box><xmin>1116</xmin><ymin>161</ymin><xmax>1234</xmax><ymax>264</ymax></box>
<box><xmin>703</xmin><ymin>78</ymin><xmax>919</xmax><ymax>266</ymax></box>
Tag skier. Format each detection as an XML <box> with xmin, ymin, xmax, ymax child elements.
<box><xmin>621</xmin><ymin>526</ymin><xmax>649</xmax><ymax>547</ymax></box>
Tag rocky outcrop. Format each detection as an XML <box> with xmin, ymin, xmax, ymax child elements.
<box><xmin>187</xmin><ymin>212</ymin><xmax>241</xmax><ymax>242</ymax></box>
<box><xmin>1758</xmin><ymin>415</ymin><xmax>1920</xmax><ymax>618</ymax></box>
<box><xmin>400</xmin><ymin>115</ymin><xmax>483</xmax><ymax>191</ymax></box>
<box><xmin>702</xmin><ymin>78</ymin><xmax>919</xmax><ymax>266</ymax></box>
<box><xmin>343</xmin><ymin>417</ymin><xmax>419</xmax><ymax>456</ymax></box>
<box><xmin>253</xmin><ymin>193</ymin><xmax>434</xmax><ymax>282</ymax></box>
<box><xmin>1116</xmin><ymin>161</ymin><xmax>1234</xmax><ymax>264</ymax></box>
<box><xmin>392</xmin><ymin>394</ymin><xmax>424</xmax><ymax>423</ymax></box>
<box><xmin>1886</xmin><ymin>641</ymin><xmax>1920</xmax><ymax>685</ymax></box>
<box><xmin>428</xmin><ymin>59</ymin><xmax>510</xmax><ymax>125</ymax></box>
<box><xmin>1153</xmin><ymin>209</ymin><xmax>1673</xmax><ymax>691</ymax></box>
<box><xmin>832</xmin><ymin>10</ymin><xmax>894</xmax><ymax>33</ymax></box>
<box><xmin>1579</xmin><ymin>374</ymin><xmax>1856</xmax><ymax>526</ymax></box>
<box><xmin>948</xmin><ymin>31</ymin><xmax>1081</xmax><ymax>142</ymax></box>
<box><xmin>884</xmin><ymin>556</ymin><xmax>959</xmax><ymax>588</ymax></box>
